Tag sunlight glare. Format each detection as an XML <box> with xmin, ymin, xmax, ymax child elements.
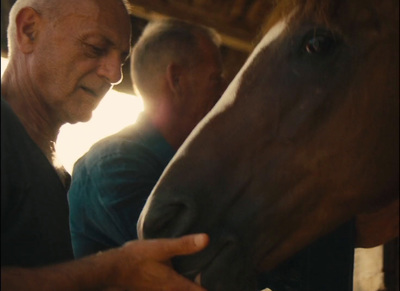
<box><xmin>57</xmin><ymin>90</ymin><xmax>143</xmax><ymax>173</ymax></box>
<box><xmin>1</xmin><ymin>56</ymin><xmax>8</xmax><ymax>76</ymax></box>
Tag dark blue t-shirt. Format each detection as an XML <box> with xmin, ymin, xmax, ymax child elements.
<box><xmin>1</xmin><ymin>99</ymin><xmax>73</xmax><ymax>267</ymax></box>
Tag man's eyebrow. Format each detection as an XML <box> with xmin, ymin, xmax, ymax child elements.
<box><xmin>100</xmin><ymin>36</ymin><xmax>131</xmax><ymax>63</ymax></box>
<box><xmin>79</xmin><ymin>30</ymin><xmax>131</xmax><ymax>64</ymax></box>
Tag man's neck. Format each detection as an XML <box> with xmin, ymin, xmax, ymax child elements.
<box><xmin>2</xmin><ymin>70</ymin><xmax>61</xmax><ymax>167</ymax></box>
<box><xmin>3</xmin><ymin>83</ymin><xmax>70</xmax><ymax>187</ymax></box>
<box><xmin>147</xmin><ymin>105</ymin><xmax>191</xmax><ymax>150</ymax></box>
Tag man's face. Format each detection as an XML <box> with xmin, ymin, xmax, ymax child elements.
<box><xmin>179</xmin><ymin>38</ymin><xmax>226</xmax><ymax>127</ymax></box>
<box><xmin>29</xmin><ymin>0</ymin><xmax>131</xmax><ymax>124</ymax></box>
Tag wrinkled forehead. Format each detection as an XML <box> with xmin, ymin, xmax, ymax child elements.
<box><xmin>59</xmin><ymin>1</ymin><xmax>126</xmax><ymax>26</ymax></box>
<box><xmin>58</xmin><ymin>0</ymin><xmax>127</xmax><ymax>18</ymax></box>
<box><xmin>56</xmin><ymin>0</ymin><xmax>131</xmax><ymax>49</ymax></box>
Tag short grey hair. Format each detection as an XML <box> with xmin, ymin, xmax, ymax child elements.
<box><xmin>131</xmin><ymin>18</ymin><xmax>221</xmax><ymax>99</ymax></box>
<box><xmin>7</xmin><ymin>0</ymin><xmax>130</xmax><ymax>59</ymax></box>
<box><xmin>7</xmin><ymin>0</ymin><xmax>58</xmax><ymax>58</ymax></box>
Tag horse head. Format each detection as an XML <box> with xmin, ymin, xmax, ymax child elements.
<box><xmin>138</xmin><ymin>0</ymin><xmax>399</xmax><ymax>290</ymax></box>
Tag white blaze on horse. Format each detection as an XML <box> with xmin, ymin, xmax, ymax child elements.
<box><xmin>138</xmin><ymin>0</ymin><xmax>399</xmax><ymax>290</ymax></box>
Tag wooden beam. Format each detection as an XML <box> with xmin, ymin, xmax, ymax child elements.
<box><xmin>126</xmin><ymin>0</ymin><xmax>255</xmax><ymax>52</ymax></box>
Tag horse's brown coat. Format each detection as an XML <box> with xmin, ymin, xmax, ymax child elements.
<box><xmin>138</xmin><ymin>0</ymin><xmax>399</xmax><ymax>290</ymax></box>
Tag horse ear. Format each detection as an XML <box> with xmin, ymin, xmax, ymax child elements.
<box><xmin>16</xmin><ymin>7</ymin><xmax>41</xmax><ymax>54</ymax></box>
<box><xmin>166</xmin><ymin>63</ymin><xmax>183</xmax><ymax>94</ymax></box>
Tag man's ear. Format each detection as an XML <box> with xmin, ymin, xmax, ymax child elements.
<box><xmin>166</xmin><ymin>63</ymin><xmax>183</xmax><ymax>94</ymax></box>
<box><xmin>15</xmin><ymin>7</ymin><xmax>41</xmax><ymax>54</ymax></box>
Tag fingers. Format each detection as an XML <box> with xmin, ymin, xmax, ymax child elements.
<box><xmin>149</xmin><ymin>233</ymin><xmax>209</xmax><ymax>261</ymax></box>
<box><xmin>116</xmin><ymin>235</ymin><xmax>209</xmax><ymax>290</ymax></box>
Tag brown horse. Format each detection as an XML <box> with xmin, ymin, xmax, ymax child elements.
<box><xmin>138</xmin><ymin>0</ymin><xmax>399</xmax><ymax>290</ymax></box>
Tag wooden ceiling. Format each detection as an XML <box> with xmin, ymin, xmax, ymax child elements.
<box><xmin>1</xmin><ymin>0</ymin><xmax>275</xmax><ymax>94</ymax></box>
<box><xmin>126</xmin><ymin>0</ymin><xmax>274</xmax><ymax>52</ymax></box>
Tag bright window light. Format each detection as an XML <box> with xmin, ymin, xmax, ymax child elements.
<box><xmin>56</xmin><ymin>91</ymin><xmax>143</xmax><ymax>173</ymax></box>
<box><xmin>1</xmin><ymin>56</ymin><xmax>144</xmax><ymax>173</ymax></box>
<box><xmin>1</xmin><ymin>56</ymin><xmax>8</xmax><ymax>76</ymax></box>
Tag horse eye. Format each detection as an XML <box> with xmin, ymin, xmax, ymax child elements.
<box><xmin>303</xmin><ymin>31</ymin><xmax>336</xmax><ymax>56</ymax></box>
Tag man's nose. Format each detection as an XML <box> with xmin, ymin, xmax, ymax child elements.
<box><xmin>97</xmin><ymin>53</ymin><xmax>123</xmax><ymax>85</ymax></box>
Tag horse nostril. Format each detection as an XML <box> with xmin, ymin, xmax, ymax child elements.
<box><xmin>141</xmin><ymin>201</ymin><xmax>196</xmax><ymax>239</ymax></box>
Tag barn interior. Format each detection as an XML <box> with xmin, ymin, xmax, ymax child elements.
<box><xmin>0</xmin><ymin>1</ymin><xmax>398</xmax><ymax>291</ymax></box>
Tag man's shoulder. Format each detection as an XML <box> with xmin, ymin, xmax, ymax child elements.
<box><xmin>88</xmin><ymin>123</ymin><xmax>152</xmax><ymax>154</ymax></box>
<box><xmin>72</xmin><ymin>122</ymin><xmax>157</xmax><ymax>170</ymax></box>
<box><xmin>1</xmin><ymin>98</ymin><xmax>20</xmax><ymax>131</ymax></box>
<box><xmin>1</xmin><ymin>99</ymin><xmax>37</xmax><ymax>156</ymax></box>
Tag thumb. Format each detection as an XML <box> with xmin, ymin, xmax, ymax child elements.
<box><xmin>152</xmin><ymin>233</ymin><xmax>209</xmax><ymax>261</ymax></box>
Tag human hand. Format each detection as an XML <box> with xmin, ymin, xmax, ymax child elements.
<box><xmin>110</xmin><ymin>233</ymin><xmax>209</xmax><ymax>291</ymax></box>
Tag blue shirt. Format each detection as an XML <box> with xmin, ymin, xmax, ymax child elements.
<box><xmin>68</xmin><ymin>113</ymin><xmax>175</xmax><ymax>258</ymax></box>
